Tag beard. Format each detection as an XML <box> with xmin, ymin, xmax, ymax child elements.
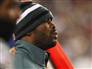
<box><xmin>41</xmin><ymin>39</ymin><xmax>57</xmax><ymax>50</ymax></box>
<box><xmin>0</xmin><ymin>17</ymin><xmax>16</xmax><ymax>41</ymax></box>
<box><xmin>33</xmin><ymin>30</ymin><xmax>57</xmax><ymax>50</ymax></box>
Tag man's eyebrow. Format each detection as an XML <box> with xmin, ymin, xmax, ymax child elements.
<box><xmin>12</xmin><ymin>0</ymin><xmax>20</xmax><ymax>7</ymax></box>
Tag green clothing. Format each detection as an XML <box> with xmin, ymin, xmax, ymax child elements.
<box><xmin>14</xmin><ymin>40</ymin><xmax>48</xmax><ymax>69</ymax></box>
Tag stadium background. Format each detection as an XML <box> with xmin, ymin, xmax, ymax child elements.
<box><xmin>33</xmin><ymin>0</ymin><xmax>92</xmax><ymax>69</ymax></box>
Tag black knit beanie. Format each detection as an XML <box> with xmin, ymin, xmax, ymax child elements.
<box><xmin>15</xmin><ymin>2</ymin><xmax>53</xmax><ymax>40</ymax></box>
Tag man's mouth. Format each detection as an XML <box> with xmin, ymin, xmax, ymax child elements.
<box><xmin>51</xmin><ymin>31</ymin><xmax>58</xmax><ymax>39</ymax></box>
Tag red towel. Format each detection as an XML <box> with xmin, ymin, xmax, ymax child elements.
<box><xmin>47</xmin><ymin>42</ymin><xmax>74</xmax><ymax>69</ymax></box>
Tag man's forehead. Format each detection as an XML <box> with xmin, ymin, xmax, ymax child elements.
<box><xmin>6</xmin><ymin>0</ymin><xmax>20</xmax><ymax>7</ymax></box>
<box><xmin>3</xmin><ymin>0</ymin><xmax>17</xmax><ymax>4</ymax></box>
<box><xmin>18</xmin><ymin>0</ymin><xmax>32</xmax><ymax>2</ymax></box>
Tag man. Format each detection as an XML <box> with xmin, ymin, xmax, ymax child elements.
<box><xmin>14</xmin><ymin>2</ymin><xmax>58</xmax><ymax>69</ymax></box>
<box><xmin>0</xmin><ymin>0</ymin><xmax>20</xmax><ymax>42</ymax></box>
<box><xmin>0</xmin><ymin>0</ymin><xmax>20</xmax><ymax>69</ymax></box>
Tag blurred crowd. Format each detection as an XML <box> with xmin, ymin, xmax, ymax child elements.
<box><xmin>33</xmin><ymin>0</ymin><xmax>92</xmax><ymax>69</ymax></box>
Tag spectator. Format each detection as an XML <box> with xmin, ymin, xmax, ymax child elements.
<box><xmin>14</xmin><ymin>1</ymin><xmax>58</xmax><ymax>69</ymax></box>
<box><xmin>0</xmin><ymin>0</ymin><xmax>20</xmax><ymax>69</ymax></box>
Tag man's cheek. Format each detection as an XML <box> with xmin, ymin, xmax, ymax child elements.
<box><xmin>9</xmin><ymin>9</ymin><xmax>20</xmax><ymax>21</ymax></box>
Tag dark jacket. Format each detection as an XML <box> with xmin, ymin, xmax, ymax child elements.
<box><xmin>14</xmin><ymin>40</ymin><xmax>48</xmax><ymax>69</ymax></box>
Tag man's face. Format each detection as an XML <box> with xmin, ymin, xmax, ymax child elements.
<box><xmin>0</xmin><ymin>0</ymin><xmax>20</xmax><ymax>22</ymax></box>
<box><xmin>0</xmin><ymin>0</ymin><xmax>20</xmax><ymax>41</ymax></box>
<box><xmin>33</xmin><ymin>20</ymin><xmax>58</xmax><ymax>50</ymax></box>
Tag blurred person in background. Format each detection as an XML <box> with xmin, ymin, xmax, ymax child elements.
<box><xmin>0</xmin><ymin>0</ymin><xmax>20</xmax><ymax>69</ymax></box>
<box><xmin>14</xmin><ymin>1</ymin><xmax>58</xmax><ymax>69</ymax></box>
<box><xmin>0</xmin><ymin>0</ymin><xmax>20</xmax><ymax>42</ymax></box>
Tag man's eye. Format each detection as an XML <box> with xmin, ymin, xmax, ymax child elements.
<box><xmin>11</xmin><ymin>1</ymin><xmax>20</xmax><ymax>8</ymax></box>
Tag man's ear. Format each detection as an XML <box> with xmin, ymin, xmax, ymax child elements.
<box><xmin>26</xmin><ymin>33</ymin><xmax>32</xmax><ymax>36</ymax></box>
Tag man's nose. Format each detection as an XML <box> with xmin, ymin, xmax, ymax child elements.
<box><xmin>50</xmin><ymin>23</ymin><xmax>56</xmax><ymax>30</ymax></box>
<box><xmin>9</xmin><ymin>8</ymin><xmax>20</xmax><ymax>21</ymax></box>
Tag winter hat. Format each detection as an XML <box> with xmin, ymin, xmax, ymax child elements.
<box><xmin>15</xmin><ymin>2</ymin><xmax>53</xmax><ymax>40</ymax></box>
